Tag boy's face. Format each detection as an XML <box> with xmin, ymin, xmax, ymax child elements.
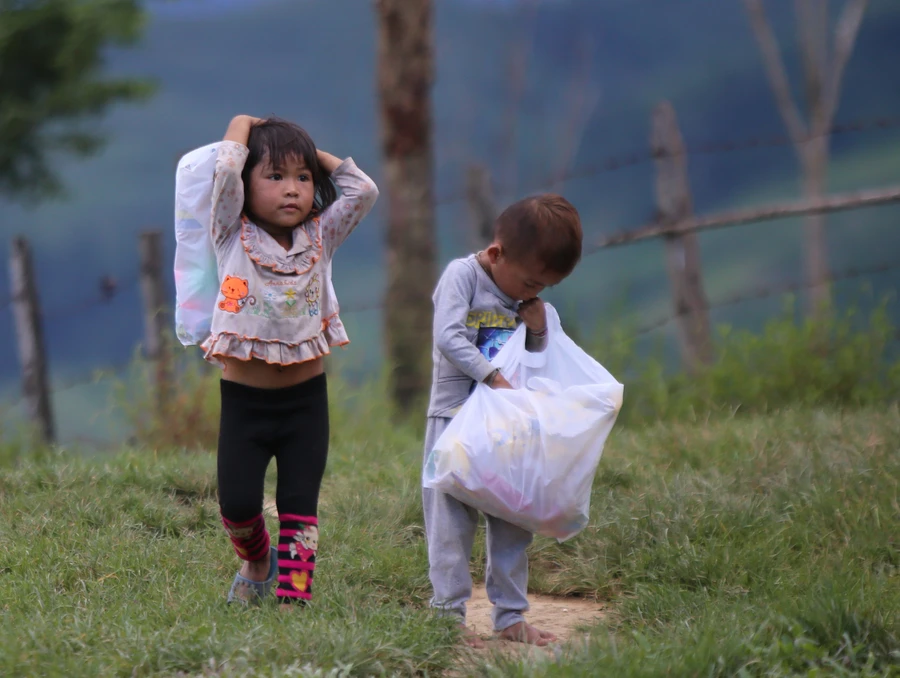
<box><xmin>486</xmin><ymin>245</ymin><xmax>567</xmax><ymax>301</ymax></box>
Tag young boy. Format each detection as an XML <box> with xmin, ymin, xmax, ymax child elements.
<box><xmin>423</xmin><ymin>194</ymin><xmax>583</xmax><ymax>647</ymax></box>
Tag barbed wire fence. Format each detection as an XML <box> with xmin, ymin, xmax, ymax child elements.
<box><xmin>340</xmin><ymin>258</ymin><xmax>900</xmax><ymax>340</ymax></box>
<box><xmin>615</xmin><ymin>259</ymin><xmax>900</xmax><ymax>345</ymax></box>
<box><xmin>3</xmin><ymin>114</ymin><xmax>900</xmax><ymax>442</ymax></box>
<box><xmin>434</xmin><ymin>114</ymin><xmax>900</xmax><ymax>205</ymax></box>
<box><xmin>42</xmin><ymin>275</ymin><xmax>140</xmax><ymax>325</ymax></box>
<box><xmin>21</xmin><ymin>255</ymin><xmax>899</xmax><ymax>402</ymax></box>
<box><xmin>1</xmin><ymin>272</ymin><xmax>141</xmax><ymax>402</ymax></box>
<box><xmin>4</xmin><ymin>257</ymin><xmax>896</xmax><ymax>411</ymax></box>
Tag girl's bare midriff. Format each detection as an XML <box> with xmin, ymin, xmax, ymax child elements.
<box><xmin>220</xmin><ymin>356</ymin><xmax>324</xmax><ymax>389</ymax></box>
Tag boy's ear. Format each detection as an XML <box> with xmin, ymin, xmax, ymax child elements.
<box><xmin>485</xmin><ymin>243</ymin><xmax>503</xmax><ymax>263</ymax></box>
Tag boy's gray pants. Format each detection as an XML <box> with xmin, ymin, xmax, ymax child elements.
<box><xmin>422</xmin><ymin>416</ymin><xmax>533</xmax><ymax>632</ymax></box>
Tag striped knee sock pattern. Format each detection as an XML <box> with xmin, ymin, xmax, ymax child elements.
<box><xmin>276</xmin><ymin>514</ymin><xmax>318</xmax><ymax>602</ymax></box>
<box><xmin>222</xmin><ymin>513</ymin><xmax>270</xmax><ymax>562</ymax></box>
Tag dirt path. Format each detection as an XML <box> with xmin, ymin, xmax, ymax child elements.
<box><xmin>264</xmin><ymin>498</ymin><xmax>607</xmax><ymax>651</ymax></box>
<box><xmin>466</xmin><ymin>584</ymin><xmax>605</xmax><ymax>649</ymax></box>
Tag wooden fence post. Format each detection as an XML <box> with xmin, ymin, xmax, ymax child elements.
<box><xmin>138</xmin><ymin>231</ymin><xmax>172</xmax><ymax>417</ymax></box>
<box><xmin>651</xmin><ymin>101</ymin><xmax>714</xmax><ymax>372</ymax></box>
<box><xmin>9</xmin><ymin>236</ymin><xmax>56</xmax><ymax>445</ymax></box>
<box><xmin>466</xmin><ymin>164</ymin><xmax>496</xmax><ymax>250</ymax></box>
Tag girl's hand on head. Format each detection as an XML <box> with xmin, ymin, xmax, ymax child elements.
<box><xmin>234</xmin><ymin>114</ymin><xmax>263</xmax><ymax>126</ymax></box>
<box><xmin>224</xmin><ymin>115</ymin><xmax>263</xmax><ymax>144</ymax></box>
<box><xmin>518</xmin><ymin>297</ymin><xmax>547</xmax><ymax>333</ymax></box>
<box><xmin>315</xmin><ymin>148</ymin><xmax>344</xmax><ymax>174</ymax></box>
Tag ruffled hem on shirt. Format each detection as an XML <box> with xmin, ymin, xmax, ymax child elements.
<box><xmin>201</xmin><ymin>325</ymin><xmax>348</xmax><ymax>367</ymax></box>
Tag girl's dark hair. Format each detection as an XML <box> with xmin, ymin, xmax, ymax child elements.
<box><xmin>241</xmin><ymin>117</ymin><xmax>337</xmax><ymax>218</ymax></box>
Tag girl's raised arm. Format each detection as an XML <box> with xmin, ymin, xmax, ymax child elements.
<box><xmin>210</xmin><ymin>116</ymin><xmax>260</xmax><ymax>247</ymax></box>
<box><xmin>317</xmin><ymin>149</ymin><xmax>379</xmax><ymax>257</ymax></box>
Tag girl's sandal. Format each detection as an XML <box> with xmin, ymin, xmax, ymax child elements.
<box><xmin>226</xmin><ymin>545</ymin><xmax>278</xmax><ymax>605</ymax></box>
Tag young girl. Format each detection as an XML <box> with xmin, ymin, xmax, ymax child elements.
<box><xmin>202</xmin><ymin>114</ymin><xmax>378</xmax><ymax>605</ymax></box>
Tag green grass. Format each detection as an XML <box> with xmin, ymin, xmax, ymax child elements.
<box><xmin>1</xmin><ymin>400</ymin><xmax>898</xmax><ymax>676</ymax></box>
<box><xmin>2</xmin><ymin>308</ymin><xmax>899</xmax><ymax>675</ymax></box>
<box><xmin>487</xmin><ymin>407</ymin><xmax>900</xmax><ymax>677</ymax></box>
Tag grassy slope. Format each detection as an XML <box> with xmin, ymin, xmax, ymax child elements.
<box><xmin>2</xmin><ymin>0</ymin><xmax>900</xmax><ymax>442</ymax></box>
<box><xmin>1</xmin><ymin>401</ymin><xmax>897</xmax><ymax>676</ymax></box>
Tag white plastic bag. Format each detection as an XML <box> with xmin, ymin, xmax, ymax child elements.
<box><xmin>173</xmin><ymin>142</ymin><xmax>221</xmax><ymax>346</ymax></box>
<box><xmin>423</xmin><ymin>304</ymin><xmax>624</xmax><ymax>542</ymax></box>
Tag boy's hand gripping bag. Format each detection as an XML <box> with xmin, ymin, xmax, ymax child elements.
<box><xmin>173</xmin><ymin>142</ymin><xmax>221</xmax><ymax>346</ymax></box>
<box><xmin>423</xmin><ymin>304</ymin><xmax>624</xmax><ymax>542</ymax></box>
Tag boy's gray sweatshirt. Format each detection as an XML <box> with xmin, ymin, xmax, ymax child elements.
<box><xmin>426</xmin><ymin>254</ymin><xmax>544</xmax><ymax>418</ymax></box>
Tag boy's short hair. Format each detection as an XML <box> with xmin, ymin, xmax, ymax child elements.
<box><xmin>494</xmin><ymin>194</ymin><xmax>583</xmax><ymax>276</ymax></box>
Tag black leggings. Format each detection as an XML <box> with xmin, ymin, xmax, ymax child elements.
<box><xmin>217</xmin><ymin>374</ymin><xmax>329</xmax><ymax>523</ymax></box>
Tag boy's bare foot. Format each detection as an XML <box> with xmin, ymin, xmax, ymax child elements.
<box><xmin>459</xmin><ymin>624</ymin><xmax>486</xmax><ymax>649</ymax></box>
<box><xmin>498</xmin><ymin>621</ymin><xmax>557</xmax><ymax>646</ymax></box>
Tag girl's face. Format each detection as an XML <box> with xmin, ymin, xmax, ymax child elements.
<box><xmin>246</xmin><ymin>153</ymin><xmax>315</xmax><ymax>232</ymax></box>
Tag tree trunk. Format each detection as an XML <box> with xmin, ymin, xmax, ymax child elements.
<box><xmin>800</xmin><ymin>136</ymin><xmax>831</xmax><ymax>319</ymax></box>
<box><xmin>742</xmin><ymin>0</ymin><xmax>869</xmax><ymax>319</ymax></box>
<box><xmin>376</xmin><ymin>0</ymin><xmax>437</xmax><ymax>416</ymax></box>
